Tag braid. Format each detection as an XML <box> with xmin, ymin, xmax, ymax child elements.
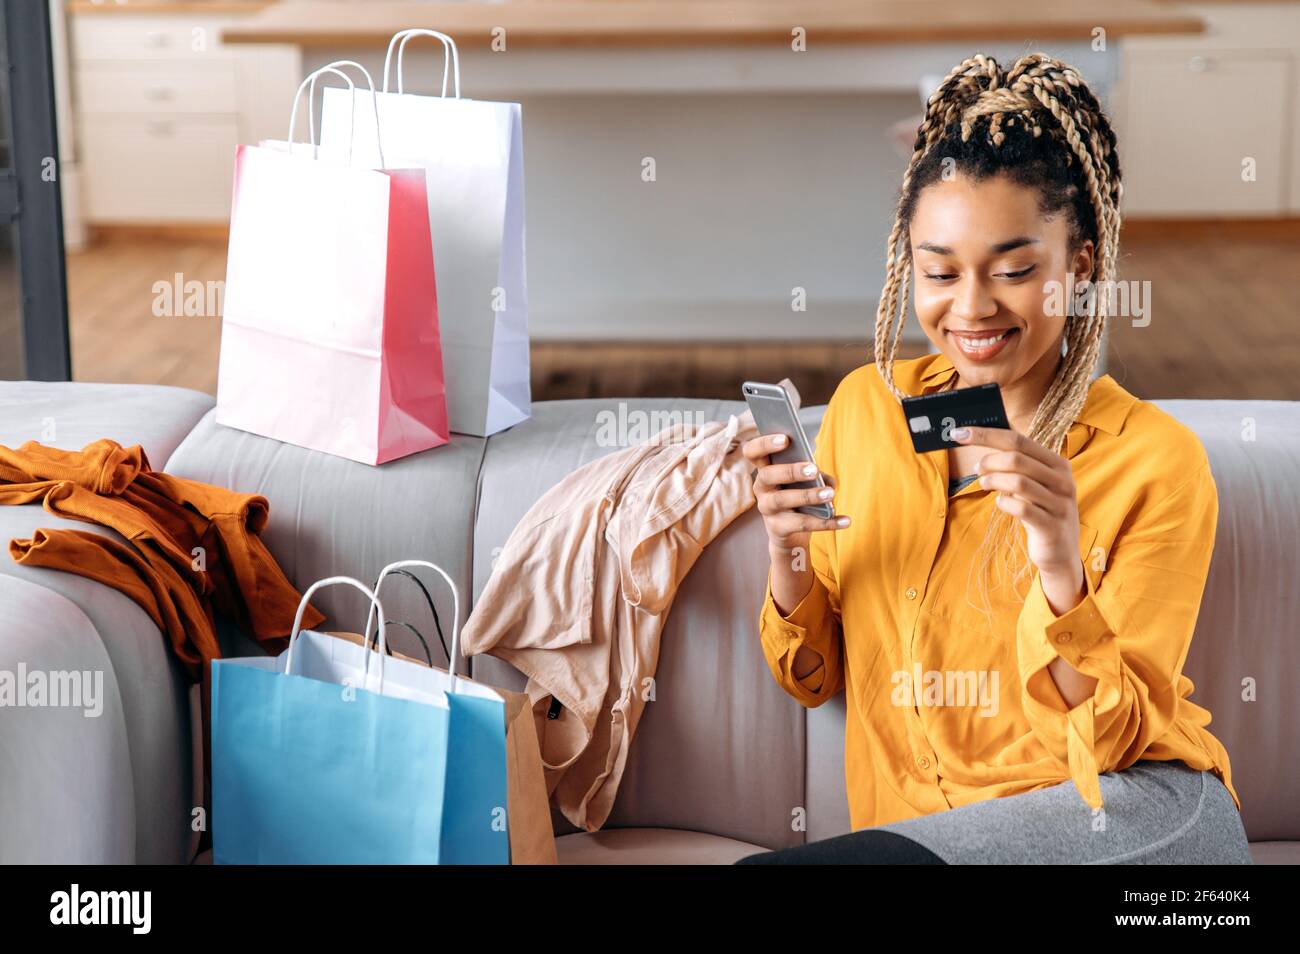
<box><xmin>872</xmin><ymin>52</ymin><xmax>1123</xmax><ymax>617</ymax></box>
<box><xmin>875</xmin><ymin>54</ymin><xmax>1005</xmax><ymax>400</ymax></box>
<box><xmin>1012</xmin><ymin>59</ymin><xmax>1120</xmax><ymax>455</ymax></box>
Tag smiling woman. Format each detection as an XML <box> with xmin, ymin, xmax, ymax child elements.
<box><xmin>738</xmin><ymin>52</ymin><xmax>1253</xmax><ymax>865</ymax></box>
<box><xmin>885</xmin><ymin>55</ymin><xmax>1124</xmax><ymax>634</ymax></box>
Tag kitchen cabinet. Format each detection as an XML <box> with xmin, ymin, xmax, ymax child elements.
<box><xmin>69</xmin><ymin>4</ymin><xmax>300</xmax><ymax>224</ymax></box>
<box><xmin>1115</xmin><ymin>3</ymin><xmax>1300</xmax><ymax>217</ymax></box>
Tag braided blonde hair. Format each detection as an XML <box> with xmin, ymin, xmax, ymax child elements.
<box><xmin>874</xmin><ymin>53</ymin><xmax>1124</xmax><ymax>617</ymax></box>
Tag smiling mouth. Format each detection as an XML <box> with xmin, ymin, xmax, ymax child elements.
<box><xmin>947</xmin><ymin>327</ymin><xmax>1020</xmax><ymax>359</ymax></box>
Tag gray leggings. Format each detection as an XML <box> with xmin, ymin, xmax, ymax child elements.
<box><xmin>738</xmin><ymin>759</ymin><xmax>1254</xmax><ymax>864</ymax></box>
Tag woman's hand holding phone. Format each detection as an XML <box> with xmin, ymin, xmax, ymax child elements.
<box><xmin>742</xmin><ymin>433</ymin><xmax>850</xmax><ymax>616</ymax></box>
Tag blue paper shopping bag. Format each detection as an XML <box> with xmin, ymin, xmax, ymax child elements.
<box><xmin>212</xmin><ymin>575</ymin><xmax>509</xmax><ymax>864</ymax></box>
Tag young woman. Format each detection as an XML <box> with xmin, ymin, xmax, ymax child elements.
<box><xmin>737</xmin><ymin>53</ymin><xmax>1252</xmax><ymax>864</ymax></box>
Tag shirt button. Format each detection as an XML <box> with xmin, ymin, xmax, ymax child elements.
<box><xmin>1056</xmin><ymin>631</ymin><xmax>1073</xmax><ymax>644</ymax></box>
<box><xmin>917</xmin><ymin>755</ymin><xmax>931</xmax><ymax>770</ymax></box>
<box><xmin>905</xmin><ymin>587</ymin><xmax>918</xmax><ymax>600</ymax></box>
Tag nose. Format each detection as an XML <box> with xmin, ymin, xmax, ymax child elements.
<box><xmin>948</xmin><ymin>275</ymin><xmax>999</xmax><ymax>322</ymax></box>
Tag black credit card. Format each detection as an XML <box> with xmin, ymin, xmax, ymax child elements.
<box><xmin>900</xmin><ymin>382</ymin><xmax>1011</xmax><ymax>453</ymax></box>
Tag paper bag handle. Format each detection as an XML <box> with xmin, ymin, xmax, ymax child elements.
<box><xmin>362</xmin><ymin>560</ymin><xmax>464</xmax><ymax>691</ymax></box>
<box><xmin>287</xmin><ymin>60</ymin><xmax>386</xmax><ymax>167</ymax></box>
<box><xmin>307</xmin><ymin>60</ymin><xmax>383</xmax><ymax>162</ymax></box>
<box><xmin>285</xmin><ymin>576</ymin><xmax>392</xmax><ymax>692</ymax></box>
<box><xmin>383</xmin><ymin>29</ymin><xmax>461</xmax><ymax>98</ymax></box>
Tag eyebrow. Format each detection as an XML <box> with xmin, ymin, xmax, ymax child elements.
<box><xmin>916</xmin><ymin>237</ymin><xmax>1041</xmax><ymax>255</ymax></box>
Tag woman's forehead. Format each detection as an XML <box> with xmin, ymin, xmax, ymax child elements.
<box><xmin>910</xmin><ymin>177</ymin><xmax>1069</xmax><ymax>250</ymax></box>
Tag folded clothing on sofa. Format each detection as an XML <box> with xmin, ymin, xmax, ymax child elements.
<box><xmin>0</xmin><ymin>437</ymin><xmax>324</xmax><ymax>678</ymax></box>
<box><xmin>463</xmin><ymin>386</ymin><xmax>798</xmax><ymax>831</ymax></box>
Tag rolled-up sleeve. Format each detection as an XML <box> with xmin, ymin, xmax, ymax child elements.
<box><xmin>759</xmin><ymin>560</ymin><xmax>843</xmax><ymax>706</ymax></box>
<box><xmin>1015</xmin><ymin>458</ymin><xmax>1219</xmax><ymax>810</ymax></box>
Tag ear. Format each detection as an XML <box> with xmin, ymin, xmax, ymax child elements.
<box><xmin>1070</xmin><ymin>239</ymin><xmax>1096</xmax><ymax>283</ymax></box>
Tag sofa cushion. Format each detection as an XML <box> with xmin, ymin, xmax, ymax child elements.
<box><xmin>805</xmin><ymin>694</ymin><xmax>853</xmax><ymax>842</ymax></box>
<box><xmin>165</xmin><ymin>410</ymin><xmax>487</xmax><ymax>664</ymax></box>
<box><xmin>0</xmin><ymin>508</ymin><xmax>196</xmax><ymax>864</ymax></box>
<box><xmin>555</xmin><ymin>827</ymin><xmax>768</xmax><ymax>864</ymax></box>
<box><xmin>0</xmin><ymin>575</ymin><xmax>134</xmax><ymax>862</ymax></box>
<box><xmin>0</xmin><ymin>380</ymin><xmax>213</xmax><ymax>465</ymax></box>
<box><xmin>472</xmin><ymin>398</ymin><xmax>824</xmax><ymax>851</ymax></box>
<box><xmin>0</xmin><ymin>381</ymin><xmax>215</xmax><ymax>865</ymax></box>
<box><xmin>1151</xmin><ymin>400</ymin><xmax>1300</xmax><ymax>844</ymax></box>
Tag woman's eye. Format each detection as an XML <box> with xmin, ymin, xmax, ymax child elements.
<box><xmin>997</xmin><ymin>266</ymin><xmax>1036</xmax><ymax>280</ymax></box>
<box><xmin>924</xmin><ymin>273</ymin><xmax>956</xmax><ymax>281</ymax></box>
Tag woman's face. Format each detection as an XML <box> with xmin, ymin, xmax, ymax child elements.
<box><xmin>908</xmin><ymin>173</ymin><xmax>1093</xmax><ymax>391</ymax></box>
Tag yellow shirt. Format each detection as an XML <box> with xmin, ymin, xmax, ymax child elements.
<box><xmin>759</xmin><ymin>353</ymin><xmax>1240</xmax><ymax>830</ymax></box>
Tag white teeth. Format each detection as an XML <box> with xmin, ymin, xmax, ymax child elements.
<box><xmin>955</xmin><ymin>331</ymin><xmax>1011</xmax><ymax>349</ymax></box>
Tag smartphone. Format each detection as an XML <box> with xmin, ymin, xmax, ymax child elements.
<box><xmin>900</xmin><ymin>382</ymin><xmax>1011</xmax><ymax>453</ymax></box>
<box><xmin>742</xmin><ymin>381</ymin><xmax>833</xmax><ymax>519</ymax></box>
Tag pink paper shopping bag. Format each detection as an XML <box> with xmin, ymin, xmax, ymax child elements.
<box><xmin>217</xmin><ymin>61</ymin><xmax>449</xmax><ymax>465</ymax></box>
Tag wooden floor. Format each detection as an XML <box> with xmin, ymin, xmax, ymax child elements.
<box><xmin>69</xmin><ymin>237</ymin><xmax>229</xmax><ymax>395</ymax></box>
<box><xmin>67</xmin><ymin>231</ymin><xmax>1300</xmax><ymax>406</ymax></box>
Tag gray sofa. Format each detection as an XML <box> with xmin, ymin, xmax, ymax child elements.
<box><xmin>0</xmin><ymin>380</ymin><xmax>1295</xmax><ymax>864</ymax></box>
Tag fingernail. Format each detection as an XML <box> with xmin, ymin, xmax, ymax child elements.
<box><xmin>836</xmin><ymin>516</ymin><xmax>851</xmax><ymax>527</ymax></box>
<box><xmin>802</xmin><ymin>464</ymin><xmax>817</xmax><ymax>476</ymax></box>
<box><xmin>950</xmin><ymin>427</ymin><xmax>970</xmax><ymax>440</ymax></box>
<box><xmin>773</xmin><ymin>435</ymin><xmax>787</xmax><ymax>447</ymax></box>
<box><xmin>818</xmin><ymin>487</ymin><xmax>834</xmax><ymax>500</ymax></box>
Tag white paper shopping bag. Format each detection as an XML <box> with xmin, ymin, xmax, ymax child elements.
<box><xmin>217</xmin><ymin>61</ymin><xmax>450</xmax><ymax>465</ymax></box>
<box><xmin>320</xmin><ymin>30</ymin><xmax>530</xmax><ymax>437</ymax></box>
